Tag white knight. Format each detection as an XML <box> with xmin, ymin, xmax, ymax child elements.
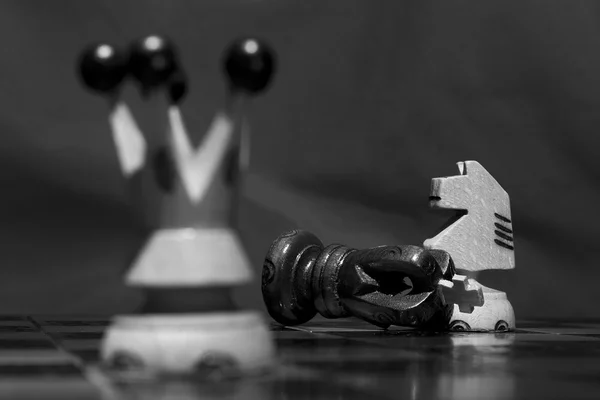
<box><xmin>424</xmin><ymin>161</ymin><xmax>516</xmax><ymax>332</ymax></box>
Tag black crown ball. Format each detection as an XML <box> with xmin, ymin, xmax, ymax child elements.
<box><xmin>78</xmin><ymin>43</ymin><xmax>129</xmax><ymax>94</ymax></box>
<box><xmin>223</xmin><ymin>38</ymin><xmax>275</xmax><ymax>94</ymax></box>
<box><xmin>129</xmin><ymin>35</ymin><xmax>179</xmax><ymax>90</ymax></box>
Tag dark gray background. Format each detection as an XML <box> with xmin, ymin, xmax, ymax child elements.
<box><xmin>0</xmin><ymin>1</ymin><xmax>598</xmax><ymax>318</ymax></box>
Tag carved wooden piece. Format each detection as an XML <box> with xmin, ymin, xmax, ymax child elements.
<box><xmin>262</xmin><ymin>229</ymin><xmax>455</xmax><ymax>329</ymax></box>
<box><xmin>424</xmin><ymin>161</ymin><xmax>516</xmax><ymax>331</ymax></box>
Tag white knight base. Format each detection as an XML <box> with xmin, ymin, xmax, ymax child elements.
<box><xmin>443</xmin><ymin>276</ymin><xmax>515</xmax><ymax>332</ymax></box>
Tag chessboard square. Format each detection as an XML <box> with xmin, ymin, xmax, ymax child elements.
<box><xmin>309</xmin><ymin>333</ymin><xmax>465</xmax><ymax>355</ymax></box>
<box><xmin>0</xmin><ymin>349</ymin><xmax>75</xmax><ymax>364</ymax></box>
<box><xmin>105</xmin><ymin>378</ymin><xmax>272</xmax><ymax>400</ymax></box>
<box><xmin>348</xmin><ymin>374</ymin><xmax>429</xmax><ymax>399</ymax></box>
<box><xmin>0</xmin><ymin>379</ymin><xmax>101</xmax><ymax>400</ymax></box>
<box><xmin>274</xmin><ymin>330</ymin><xmax>425</xmax><ymax>357</ymax></box>
<box><xmin>322</xmin><ymin>329</ymin><xmax>419</xmax><ymax>339</ymax></box>
<box><xmin>276</xmin><ymin>335</ymin><xmax>404</xmax><ymax>364</ymax></box>
<box><xmin>0</xmin><ymin>332</ymin><xmax>51</xmax><ymax>340</ymax></box>
<box><xmin>269</xmin><ymin>376</ymin><xmax>391</xmax><ymax>400</ymax></box>
<box><xmin>0</xmin><ymin>339</ymin><xmax>55</xmax><ymax>350</ymax></box>
<box><xmin>521</xmin><ymin>327</ymin><xmax>600</xmax><ymax>335</ymax></box>
<box><xmin>48</xmin><ymin>331</ymin><xmax>104</xmax><ymax>341</ymax></box>
<box><xmin>32</xmin><ymin>315</ymin><xmax>110</xmax><ymax>321</ymax></box>
<box><xmin>0</xmin><ymin>316</ymin><xmax>28</xmax><ymax>322</ymax></box>
<box><xmin>39</xmin><ymin>323</ymin><xmax>109</xmax><ymax>332</ymax></box>
<box><xmin>290</xmin><ymin>325</ymin><xmax>383</xmax><ymax>333</ymax></box>
<box><xmin>290</xmin><ymin>357</ymin><xmax>413</xmax><ymax>374</ymax></box>
<box><xmin>515</xmin><ymin>333</ymin><xmax>600</xmax><ymax>342</ymax></box>
<box><xmin>508</xmin><ymin>337</ymin><xmax>600</xmax><ymax>360</ymax></box>
<box><xmin>32</xmin><ymin>316</ymin><xmax>111</xmax><ymax>327</ymax></box>
<box><xmin>60</xmin><ymin>339</ymin><xmax>103</xmax><ymax>352</ymax></box>
<box><xmin>273</xmin><ymin>330</ymin><xmax>328</xmax><ymax>340</ymax></box>
<box><xmin>103</xmin><ymin>372</ymin><xmax>383</xmax><ymax>400</ymax></box>
<box><xmin>520</xmin><ymin>318</ymin><xmax>600</xmax><ymax>326</ymax></box>
<box><xmin>507</xmin><ymin>357</ymin><xmax>600</xmax><ymax>390</ymax></box>
<box><xmin>280</xmin><ymin>342</ymin><xmax>418</xmax><ymax>365</ymax></box>
<box><xmin>570</xmin><ymin>334</ymin><xmax>600</xmax><ymax>340</ymax></box>
<box><xmin>0</xmin><ymin>325</ymin><xmax>38</xmax><ymax>333</ymax></box>
<box><xmin>69</xmin><ymin>349</ymin><xmax>100</xmax><ymax>363</ymax></box>
<box><xmin>0</xmin><ymin>363</ymin><xmax>82</xmax><ymax>376</ymax></box>
<box><xmin>275</xmin><ymin>334</ymin><xmax>359</xmax><ymax>350</ymax></box>
<box><xmin>0</xmin><ymin>321</ymin><xmax>36</xmax><ymax>328</ymax></box>
<box><xmin>323</xmin><ymin>329</ymin><xmax>457</xmax><ymax>349</ymax></box>
<box><xmin>289</xmin><ymin>317</ymin><xmax>380</xmax><ymax>332</ymax></box>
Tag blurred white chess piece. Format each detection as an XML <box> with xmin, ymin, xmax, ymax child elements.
<box><xmin>78</xmin><ymin>35</ymin><xmax>277</xmax><ymax>376</ymax></box>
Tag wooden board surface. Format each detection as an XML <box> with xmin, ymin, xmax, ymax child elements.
<box><xmin>1</xmin><ymin>315</ymin><xmax>600</xmax><ymax>399</ymax></box>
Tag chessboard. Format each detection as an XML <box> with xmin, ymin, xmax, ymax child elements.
<box><xmin>1</xmin><ymin>315</ymin><xmax>600</xmax><ymax>400</ymax></box>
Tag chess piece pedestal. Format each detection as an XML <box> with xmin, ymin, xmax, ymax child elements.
<box><xmin>446</xmin><ymin>277</ymin><xmax>515</xmax><ymax>332</ymax></box>
<box><xmin>102</xmin><ymin>311</ymin><xmax>275</xmax><ymax>377</ymax></box>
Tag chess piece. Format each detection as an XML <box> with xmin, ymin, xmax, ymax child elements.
<box><xmin>262</xmin><ymin>229</ymin><xmax>457</xmax><ymax>329</ymax></box>
<box><xmin>78</xmin><ymin>36</ymin><xmax>277</xmax><ymax>377</ymax></box>
<box><xmin>424</xmin><ymin>161</ymin><xmax>516</xmax><ymax>332</ymax></box>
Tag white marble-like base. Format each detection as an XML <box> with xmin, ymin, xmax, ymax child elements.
<box><xmin>447</xmin><ymin>278</ymin><xmax>515</xmax><ymax>332</ymax></box>
<box><xmin>101</xmin><ymin>311</ymin><xmax>275</xmax><ymax>377</ymax></box>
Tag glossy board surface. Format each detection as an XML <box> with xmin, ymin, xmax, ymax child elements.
<box><xmin>0</xmin><ymin>315</ymin><xmax>599</xmax><ymax>399</ymax></box>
